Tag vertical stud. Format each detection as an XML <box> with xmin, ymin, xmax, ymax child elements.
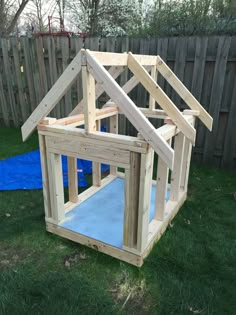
<box><xmin>82</xmin><ymin>63</ymin><xmax>96</xmax><ymax>133</ymax></box>
<box><xmin>68</xmin><ymin>156</ymin><xmax>78</xmax><ymax>203</ymax></box>
<box><xmin>110</xmin><ymin>114</ymin><xmax>118</xmax><ymax>176</ymax></box>
<box><xmin>38</xmin><ymin>134</ymin><xmax>51</xmax><ymax>219</ymax></box>
<box><xmin>137</xmin><ymin>148</ymin><xmax>153</xmax><ymax>252</ymax></box>
<box><xmin>92</xmin><ymin>120</ymin><xmax>101</xmax><ymax>186</ymax></box>
<box><xmin>48</xmin><ymin>152</ymin><xmax>65</xmax><ymax>222</ymax></box>
<box><xmin>123</xmin><ymin>152</ymin><xmax>140</xmax><ymax>249</ymax></box>
<box><xmin>170</xmin><ymin>133</ymin><xmax>185</xmax><ymax>201</ymax></box>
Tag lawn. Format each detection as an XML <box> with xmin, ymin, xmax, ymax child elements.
<box><xmin>0</xmin><ymin>127</ymin><xmax>235</xmax><ymax>315</ymax></box>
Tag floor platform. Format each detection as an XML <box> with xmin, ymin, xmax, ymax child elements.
<box><xmin>60</xmin><ymin>178</ymin><xmax>170</xmax><ymax>249</ymax></box>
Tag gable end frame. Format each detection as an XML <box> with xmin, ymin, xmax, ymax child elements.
<box><xmin>21</xmin><ymin>51</ymin><xmax>82</xmax><ymax>141</ymax></box>
<box><xmin>85</xmin><ymin>49</ymin><xmax>175</xmax><ymax>170</ymax></box>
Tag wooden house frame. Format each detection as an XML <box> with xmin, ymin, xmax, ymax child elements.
<box><xmin>21</xmin><ymin>49</ymin><xmax>213</xmax><ymax>266</ymax></box>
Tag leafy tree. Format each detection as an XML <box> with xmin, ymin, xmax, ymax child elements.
<box><xmin>145</xmin><ymin>0</ymin><xmax>236</xmax><ymax>36</ymax></box>
<box><xmin>0</xmin><ymin>0</ymin><xmax>29</xmax><ymax>35</ymax></box>
<box><xmin>65</xmin><ymin>0</ymin><xmax>142</xmax><ymax>36</ymax></box>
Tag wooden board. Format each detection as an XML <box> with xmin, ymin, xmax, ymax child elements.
<box><xmin>128</xmin><ymin>52</ymin><xmax>196</xmax><ymax>145</ymax></box>
<box><xmin>86</xmin><ymin>50</ymin><xmax>175</xmax><ymax>170</ymax></box>
<box><xmin>46</xmin><ymin>136</ymin><xmax>131</xmax><ymax>168</ymax></box>
<box><xmin>38</xmin><ymin>125</ymin><xmax>148</xmax><ymax>154</ymax></box>
<box><xmin>156</xmin><ymin>55</ymin><xmax>213</xmax><ymax>131</ymax></box>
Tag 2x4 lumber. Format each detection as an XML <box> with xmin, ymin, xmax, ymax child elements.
<box><xmin>123</xmin><ymin>153</ymin><xmax>141</xmax><ymax>249</ymax></box>
<box><xmin>137</xmin><ymin>149</ymin><xmax>153</xmax><ymax>252</ymax></box>
<box><xmin>180</xmin><ymin>138</ymin><xmax>192</xmax><ymax>193</ymax></box>
<box><xmin>38</xmin><ymin>134</ymin><xmax>52</xmax><ymax>218</ymax></box>
<box><xmin>86</xmin><ymin>50</ymin><xmax>174</xmax><ymax>170</ymax></box>
<box><xmin>140</xmin><ymin>108</ymin><xmax>166</xmax><ymax>119</ymax></box>
<box><xmin>82</xmin><ymin>63</ymin><xmax>96</xmax><ymax>133</ymax></box>
<box><xmin>92</xmin><ymin>120</ymin><xmax>101</xmax><ymax>186</ymax></box>
<box><xmin>149</xmin><ymin>66</ymin><xmax>158</xmax><ymax>110</ymax></box>
<box><xmin>69</xmin><ymin>65</ymin><xmax>125</xmax><ymax>116</ymax></box>
<box><xmin>47</xmin><ymin>222</ymin><xmax>143</xmax><ymax>267</ymax></box>
<box><xmin>37</xmin><ymin>125</ymin><xmax>148</xmax><ymax>154</ymax></box>
<box><xmin>145</xmin><ymin>191</ymin><xmax>187</xmax><ymax>260</ymax></box>
<box><xmin>180</xmin><ymin>114</ymin><xmax>195</xmax><ymax>192</ymax></box>
<box><xmin>52</xmin><ymin>107</ymin><xmax>118</xmax><ymax>126</ymax></box>
<box><xmin>154</xmin><ymin>140</ymin><xmax>171</xmax><ymax>221</ymax></box>
<box><xmin>48</xmin><ymin>153</ymin><xmax>65</xmax><ymax>222</ymax></box>
<box><xmin>170</xmin><ymin>132</ymin><xmax>185</xmax><ymax>201</ymax></box>
<box><xmin>156</xmin><ymin>55</ymin><xmax>213</xmax><ymax>131</ymax></box>
<box><xmin>21</xmin><ymin>51</ymin><xmax>82</xmax><ymax>141</ymax></box>
<box><xmin>109</xmin><ymin>114</ymin><xmax>119</xmax><ymax>175</ymax></box>
<box><xmin>40</xmin><ymin>117</ymin><xmax>57</xmax><ymax>125</ymax></box>
<box><xmin>127</xmin><ymin>52</ymin><xmax>196</xmax><ymax>145</ymax></box>
<box><xmin>68</xmin><ymin>157</ymin><xmax>78</xmax><ymax>203</ymax></box>
<box><xmin>46</xmin><ymin>136</ymin><xmax>130</xmax><ymax>168</ymax></box>
<box><xmin>89</xmin><ymin>51</ymin><xmax>158</xmax><ymax>66</ymax></box>
<box><xmin>104</xmin><ymin>104</ymin><xmax>167</xmax><ymax>120</ymax></box>
<box><xmin>103</xmin><ymin>66</ymin><xmax>152</xmax><ymax>107</ymax></box>
<box><xmin>156</xmin><ymin>114</ymin><xmax>194</xmax><ymax>141</ymax></box>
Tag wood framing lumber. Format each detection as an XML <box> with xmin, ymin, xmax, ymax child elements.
<box><xmin>170</xmin><ymin>132</ymin><xmax>185</xmax><ymax>201</ymax></box>
<box><xmin>68</xmin><ymin>156</ymin><xmax>78</xmax><ymax>203</ymax></box>
<box><xmin>46</xmin><ymin>136</ymin><xmax>131</xmax><ymax>168</ymax></box>
<box><xmin>144</xmin><ymin>191</ymin><xmax>187</xmax><ymax>260</ymax></box>
<box><xmin>38</xmin><ymin>134</ymin><xmax>52</xmax><ymax>218</ymax></box>
<box><xmin>103</xmin><ymin>66</ymin><xmax>152</xmax><ymax>107</ymax></box>
<box><xmin>69</xmin><ymin>65</ymin><xmax>125</xmax><ymax>116</ymax></box>
<box><xmin>156</xmin><ymin>114</ymin><xmax>194</xmax><ymax>141</ymax></box>
<box><xmin>37</xmin><ymin>125</ymin><xmax>149</xmax><ymax>154</ymax></box>
<box><xmin>109</xmin><ymin>114</ymin><xmax>118</xmax><ymax>175</ymax></box>
<box><xmin>40</xmin><ymin>117</ymin><xmax>57</xmax><ymax>125</ymax></box>
<box><xmin>54</xmin><ymin>107</ymin><xmax>118</xmax><ymax>126</ymax></box>
<box><xmin>46</xmin><ymin>222</ymin><xmax>143</xmax><ymax>266</ymax></box>
<box><xmin>154</xmin><ymin>156</ymin><xmax>169</xmax><ymax>221</ymax></box>
<box><xmin>127</xmin><ymin>52</ymin><xmax>196</xmax><ymax>145</ymax></box>
<box><xmin>180</xmin><ymin>113</ymin><xmax>195</xmax><ymax>192</ymax></box>
<box><xmin>103</xmin><ymin>104</ymin><xmax>167</xmax><ymax>120</ymax></box>
<box><xmin>21</xmin><ymin>51</ymin><xmax>82</xmax><ymax>141</ymax></box>
<box><xmin>180</xmin><ymin>138</ymin><xmax>192</xmax><ymax>193</ymax></box>
<box><xmin>82</xmin><ymin>64</ymin><xmax>96</xmax><ymax>133</ymax></box>
<box><xmin>92</xmin><ymin>120</ymin><xmax>101</xmax><ymax>186</ymax></box>
<box><xmin>156</xmin><ymin>56</ymin><xmax>213</xmax><ymax>131</ymax></box>
<box><xmin>86</xmin><ymin>50</ymin><xmax>175</xmax><ymax>170</ymax></box>
<box><xmin>123</xmin><ymin>152</ymin><xmax>140</xmax><ymax>249</ymax></box>
<box><xmin>149</xmin><ymin>65</ymin><xmax>158</xmax><ymax>110</ymax></box>
<box><xmin>89</xmin><ymin>51</ymin><xmax>158</xmax><ymax>66</ymax></box>
<box><xmin>48</xmin><ymin>153</ymin><xmax>65</xmax><ymax>222</ymax></box>
<box><xmin>137</xmin><ymin>149</ymin><xmax>153</xmax><ymax>252</ymax></box>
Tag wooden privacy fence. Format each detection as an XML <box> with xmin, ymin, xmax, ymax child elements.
<box><xmin>0</xmin><ymin>35</ymin><xmax>235</xmax><ymax>168</ymax></box>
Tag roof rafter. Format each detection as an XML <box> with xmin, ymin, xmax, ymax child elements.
<box><xmin>85</xmin><ymin>49</ymin><xmax>175</xmax><ymax>169</ymax></box>
<box><xmin>21</xmin><ymin>51</ymin><xmax>82</xmax><ymax>141</ymax></box>
<box><xmin>127</xmin><ymin>52</ymin><xmax>196</xmax><ymax>145</ymax></box>
<box><xmin>156</xmin><ymin>56</ymin><xmax>213</xmax><ymax>131</ymax></box>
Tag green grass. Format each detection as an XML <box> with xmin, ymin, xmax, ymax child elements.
<box><xmin>0</xmin><ymin>127</ymin><xmax>235</xmax><ymax>315</ymax></box>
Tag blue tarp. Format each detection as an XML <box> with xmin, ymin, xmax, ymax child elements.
<box><xmin>0</xmin><ymin>150</ymin><xmax>109</xmax><ymax>191</ymax></box>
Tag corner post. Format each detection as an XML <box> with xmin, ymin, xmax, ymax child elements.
<box><xmin>170</xmin><ymin>132</ymin><xmax>185</xmax><ymax>201</ymax></box>
<box><xmin>137</xmin><ymin>148</ymin><xmax>153</xmax><ymax>252</ymax></box>
<box><xmin>38</xmin><ymin>134</ymin><xmax>52</xmax><ymax>219</ymax></box>
<box><xmin>123</xmin><ymin>152</ymin><xmax>140</xmax><ymax>249</ymax></box>
<box><xmin>48</xmin><ymin>152</ymin><xmax>65</xmax><ymax>222</ymax></box>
